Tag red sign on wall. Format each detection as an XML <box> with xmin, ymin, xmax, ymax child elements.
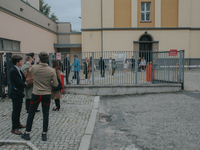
<box><xmin>169</xmin><ymin>49</ymin><xmax>177</xmax><ymax>56</ymax></box>
<box><xmin>56</xmin><ymin>53</ymin><xmax>61</xmax><ymax>60</ymax></box>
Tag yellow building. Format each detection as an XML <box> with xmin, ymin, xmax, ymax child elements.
<box><xmin>1</xmin><ymin>0</ymin><xmax>200</xmax><ymax>60</ymax></box>
<box><xmin>81</xmin><ymin>0</ymin><xmax>200</xmax><ymax>58</ymax></box>
<box><xmin>0</xmin><ymin>0</ymin><xmax>81</xmax><ymax>54</ymax></box>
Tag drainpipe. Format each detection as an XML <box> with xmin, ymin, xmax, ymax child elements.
<box><xmin>57</xmin><ymin>25</ymin><xmax>59</xmax><ymax>52</ymax></box>
<box><xmin>101</xmin><ymin>0</ymin><xmax>103</xmax><ymax>57</ymax></box>
<box><xmin>57</xmin><ymin>25</ymin><xmax>59</xmax><ymax>44</ymax></box>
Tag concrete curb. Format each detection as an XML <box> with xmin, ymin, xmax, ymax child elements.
<box><xmin>65</xmin><ymin>84</ymin><xmax>182</xmax><ymax>96</ymax></box>
<box><xmin>0</xmin><ymin>140</ymin><xmax>39</xmax><ymax>150</ymax></box>
<box><xmin>79</xmin><ymin>96</ymin><xmax>100</xmax><ymax>150</ymax></box>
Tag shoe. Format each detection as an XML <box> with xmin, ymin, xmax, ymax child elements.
<box><xmin>21</xmin><ymin>132</ymin><xmax>30</xmax><ymax>140</ymax></box>
<box><xmin>42</xmin><ymin>133</ymin><xmax>47</xmax><ymax>141</ymax></box>
<box><xmin>18</xmin><ymin>124</ymin><xmax>26</xmax><ymax>129</ymax></box>
<box><xmin>52</xmin><ymin>107</ymin><xmax>60</xmax><ymax>111</ymax></box>
<box><xmin>35</xmin><ymin>110</ymin><xmax>40</xmax><ymax>113</ymax></box>
<box><xmin>11</xmin><ymin>129</ymin><xmax>22</xmax><ymax>135</ymax></box>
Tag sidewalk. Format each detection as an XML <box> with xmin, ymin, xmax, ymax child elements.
<box><xmin>0</xmin><ymin>94</ymin><xmax>97</xmax><ymax>150</ymax></box>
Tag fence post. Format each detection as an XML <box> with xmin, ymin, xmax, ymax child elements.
<box><xmin>135</xmin><ymin>51</ymin><xmax>138</xmax><ymax>84</ymax></box>
<box><xmin>6</xmin><ymin>53</ymin><xmax>11</xmax><ymax>96</ymax></box>
<box><xmin>179</xmin><ymin>51</ymin><xmax>182</xmax><ymax>84</ymax></box>
<box><xmin>0</xmin><ymin>54</ymin><xmax>3</xmax><ymax>97</ymax></box>
<box><xmin>49</xmin><ymin>53</ymin><xmax>53</xmax><ymax>67</ymax></box>
<box><xmin>182</xmin><ymin>50</ymin><xmax>185</xmax><ymax>90</ymax></box>
<box><xmin>92</xmin><ymin>52</ymin><xmax>94</xmax><ymax>85</ymax></box>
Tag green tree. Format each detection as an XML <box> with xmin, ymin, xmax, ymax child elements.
<box><xmin>39</xmin><ymin>0</ymin><xmax>58</xmax><ymax>22</ymax></box>
<box><xmin>51</xmin><ymin>13</ymin><xmax>58</xmax><ymax>22</ymax></box>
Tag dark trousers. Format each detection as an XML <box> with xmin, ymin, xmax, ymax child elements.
<box><xmin>65</xmin><ymin>69</ymin><xmax>70</xmax><ymax>84</ymax></box>
<box><xmin>12</xmin><ymin>98</ymin><xmax>23</xmax><ymax>130</ymax></box>
<box><xmin>112</xmin><ymin>68</ymin><xmax>115</xmax><ymax>75</ymax></box>
<box><xmin>73</xmin><ymin>71</ymin><xmax>80</xmax><ymax>84</ymax></box>
<box><xmin>141</xmin><ymin>66</ymin><xmax>146</xmax><ymax>70</ymax></box>
<box><xmin>54</xmin><ymin>99</ymin><xmax>60</xmax><ymax>109</ymax></box>
<box><xmin>26</xmin><ymin>94</ymin><xmax>51</xmax><ymax>132</ymax></box>
<box><xmin>131</xmin><ymin>65</ymin><xmax>135</xmax><ymax>71</ymax></box>
<box><xmin>85</xmin><ymin>70</ymin><xmax>88</xmax><ymax>79</ymax></box>
<box><xmin>26</xmin><ymin>99</ymin><xmax>31</xmax><ymax>112</ymax></box>
<box><xmin>100</xmin><ymin>69</ymin><xmax>105</xmax><ymax>77</ymax></box>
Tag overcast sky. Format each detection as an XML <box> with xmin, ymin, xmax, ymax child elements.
<box><xmin>44</xmin><ymin>0</ymin><xmax>81</xmax><ymax>32</ymax></box>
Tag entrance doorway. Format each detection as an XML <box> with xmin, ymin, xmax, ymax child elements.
<box><xmin>139</xmin><ymin>34</ymin><xmax>152</xmax><ymax>63</ymax></box>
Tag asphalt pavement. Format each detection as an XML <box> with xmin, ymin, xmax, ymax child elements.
<box><xmin>90</xmin><ymin>91</ymin><xmax>200</xmax><ymax>150</ymax></box>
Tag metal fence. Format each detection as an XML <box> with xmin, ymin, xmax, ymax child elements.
<box><xmin>0</xmin><ymin>53</ymin><xmax>6</xmax><ymax>97</ymax></box>
<box><xmin>0</xmin><ymin>50</ymin><xmax>185</xmax><ymax>97</ymax></box>
<box><xmin>49</xmin><ymin>50</ymin><xmax>184</xmax><ymax>87</ymax></box>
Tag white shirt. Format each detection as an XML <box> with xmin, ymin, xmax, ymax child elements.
<box><xmin>14</xmin><ymin>65</ymin><xmax>23</xmax><ymax>79</ymax></box>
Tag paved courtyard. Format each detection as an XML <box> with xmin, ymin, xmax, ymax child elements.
<box><xmin>0</xmin><ymin>94</ymin><xmax>95</xmax><ymax>150</ymax></box>
<box><xmin>89</xmin><ymin>70</ymin><xmax>200</xmax><ymax>150</ymax></box>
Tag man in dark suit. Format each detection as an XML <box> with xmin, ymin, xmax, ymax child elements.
<box><xmin>99</xmin><ymin>57</ymin><xmax>105</xmax><ymax>77</ymax></box>
<box><xmin>131</xmin><ymin>56</ymin><xmax>135</xmax><ymax>72</ymax></box>
<box><xmin>9</xmin><ymin>55</ymin><xmax>27</xmax><ymax>135</ymax></box>
<box><xmin>83</xmin><ymin>57</ymin><xmax>88</xmax><ymax>80</ymax></box>
<box><xmin>63</xmin><ymin>54</ymin><xmax>71</xmax><ymax>84</ymax></box>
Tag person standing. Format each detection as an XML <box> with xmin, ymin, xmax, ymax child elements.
<box><xmin>88</xmin><ymin>57</ymin><xmax>92</xmax><ymax>80</ymax></box>
<box><xmin>21</xmin><ymin>51</ymin><xmax>58</xmax><ymax>141</ymax></box>
<box><xmin>51</xmin><ymin>59</ymin><xmax>62</xmax><ymax>111</ymax></box>
<box><xmin>109</xmin><ymin>57</ymin><xmax>112</xmax><ymax>74</ymax></box>
<box><xmin>64</xmin><ymin>54</ymin><xmax>71</xmax><ymax>84</ymax></box>
<box><xmin>26</xmin><ymin>53</ymin><xmax>35</xmax><ymax>65</ymax></box>
<box><xmin>112</xmin><ymin>58</ymin><xmax>117</xmax><ymax>76</ymax></box>
<box><xmin>21</xmin><ymin>56</ymin><xmax>40</xmax><ymax>113</ymax></box>
<box><xmin>123</xmin><ymin>58</ymin><xmax>129</xmax><ymax>73</ymax></box>
<box><xmin>83</xmin><ymin>57</ymin><xmax>88</xmax><ymax>81</ymax></box>
<box><xmin>137</xmin><ymin>57</ymin><xmax>141</xmax><ymax>72</ymax></box>
<box><xmin>141</xmin><ymin>57</ymin><xmax>146</xmax><ymax>71</ymax></box>
<box><xmin>21</xmin><ymin>56</ymin><xmax>33</xmax><ymax>113</ymax></box>
<box><xmin>9</xmin><ymin>55</ymin><xmax>27</xmax><ymax>135</ymax></box>
<box><xmin>131</xmin><ymin>56</ymin><xmax>135</xmax><ymax>72</ymax></box>
<box><xmin>72</xmin><ymin>55</ymin><xmax>80</xmax><ymax>84</ymax></box>
<box><xmin>99</xmin><ymin>57</ymin><xmax>105</xmax><ymax>77</ymax></box>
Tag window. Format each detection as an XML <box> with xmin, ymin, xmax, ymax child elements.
<box><xmin>0</xmin><ymin>38</ymin><xmax>20</xmax><ymax>51</ymax></box>
<box><xmin>141</xmin><ymin>2</ymin><xmax>151</xmax><ymax>21</ymax></box>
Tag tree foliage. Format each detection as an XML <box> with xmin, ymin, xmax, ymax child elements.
<box><xmin>39</xmin><ymin>0</ymin><xmax>58</xmax><ymax>22</ymax></box>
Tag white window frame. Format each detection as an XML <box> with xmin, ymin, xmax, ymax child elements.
<box><xmin>141</xmin><ymin>2</ymin><xmax>151</xmax><ymax>21</ymax></box>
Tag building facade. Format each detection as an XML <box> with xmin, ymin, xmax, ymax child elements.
<box><xmin>0</xmin><ymin>0</ymin><xmax>81</xmax><ymax>54</ymax></box>
<box><xmin>81</xmin><ymin>0</ymin><xmax>200</xmax><ymax>58</ymax></box>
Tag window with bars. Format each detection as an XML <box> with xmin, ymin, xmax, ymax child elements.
<box><xmin>141</xmin><ymin>2</ymin><xmax>151</xmax><ymax>21</ymax></box>
<box><xmin>0</xmin><ymin>38</ymin><xmax>20</xmax><ymax>51</ymax></box>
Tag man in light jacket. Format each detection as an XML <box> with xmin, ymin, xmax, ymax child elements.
<box><xmin>21</xmin><ymin>51</ymin><xmax>58</xmax><ymax>141</ymax></box>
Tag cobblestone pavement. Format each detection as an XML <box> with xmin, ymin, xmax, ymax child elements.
<box><xmin>0</xmin><ymin>143</ymin><xmax>31</xmax><ymax>150</ymax></box>
<box><xmin>0</xmin><ymin>94</ymin><xmax>95</xmax><ymax>150</ymax></box>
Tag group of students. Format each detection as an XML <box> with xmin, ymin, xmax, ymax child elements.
<box><xmin>9</xmin><ymin>51</ymin><xmax>62</xmax><ymax>141</ymax></box>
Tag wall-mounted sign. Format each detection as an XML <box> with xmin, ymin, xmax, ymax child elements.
<box><xmin>113</xmin><ymin>53</ymin><xmax>126</xmax><ymax>61</ymax></box>
<box><xmin>169</xmin><ymin>49</ymin><xmax>177</xmax><ymax>56</ymax></box>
